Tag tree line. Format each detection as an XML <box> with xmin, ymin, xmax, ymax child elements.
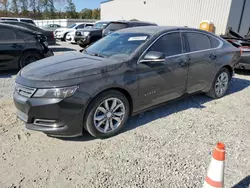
<box><xmin>0</xmin><ymin>0</ymin><xmax>100</xmax><ymax>20</ymax></box>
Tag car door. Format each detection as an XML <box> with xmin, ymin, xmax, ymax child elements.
<box><xmin>137</xmin><ymin>32</ymin><xmax>190</xmax><ymax>108</ymax></box>
<box><xmin>0</xmin><ymin>27</ymin><xmax>23</xmax><ymax>68</ymax></box>
<box><xmin>184</xmin><ymin>31</ymin><xmax>221</xmax><ymax>93</ymax></box>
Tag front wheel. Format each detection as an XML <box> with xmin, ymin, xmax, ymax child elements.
<box><xmin>206</xmin><ymin>68</ymin><xmax>230</xmax><ymax>99</ymax></box>
<box><xmin>19</xmin><ymin>51</ymin><xmax>42</xmax><ymax>69</ymax></box>
<box><xmin>84</xmin><ymin>90</ymin><xmax>130</xmax><ymax>138</ymax></box>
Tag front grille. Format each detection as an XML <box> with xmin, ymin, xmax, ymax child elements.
<box><xmin>15</xmin><ymin>84</ymin><xmax>36</xmax><ymax>98</ymax></box>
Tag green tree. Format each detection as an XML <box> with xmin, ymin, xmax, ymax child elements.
<box><xmin>19</xmin><ymin>0</ymin><xmax>28</xmax><ymax>16</ymax></box>
<box><xmin>80</xmin><ymin>8</ymin><xmax>92</xmax><ymax>19</ymax></box>
<box><xmin>64</xmin><ymin>0</ymin><xmax>76</xmax><ymax>18</ymax></box>
<box><xmin>92</xmin><ymin>8</ymin><xmax>100</xmax><ymax>19</ymax></box>
<box><xmin>11</xmin><ymin>0</ymin><xmax>18</xmax><ymax>15</ymax></box>
<box><xmin>0</xmin><ymin>0</ymin><xmax>9</xmax><ymax>16</ymax></box>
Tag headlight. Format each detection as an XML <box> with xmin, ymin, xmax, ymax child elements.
<box><xmin>81</xmin><ymin>32</ymin><xmax>90</xmax><ymax>36</ymax></box>
<box><xmin>33</xmin><ymin>86</ymin><xmax>78</xmax><ymax>98</ymax></box>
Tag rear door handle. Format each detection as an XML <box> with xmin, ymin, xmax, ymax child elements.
<box><xmin>209</xmin><ymin>53</ymin><xmax>217</xmax><ymax>60</ymax></box>
<box><xmin>178</xmin><ymin>59</ymin><xmax>189</xmax><ymax>67</ymax></box>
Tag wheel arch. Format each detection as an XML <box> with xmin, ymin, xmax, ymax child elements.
<box><xmin>222</xmin><ymin>65</ymin><xmax>233</xmax><ymax>80</ymax></box>
<box><xmin>85</xmin><ymin>87</ymin><xmax>134</xmax><ymax>118</ymax></box>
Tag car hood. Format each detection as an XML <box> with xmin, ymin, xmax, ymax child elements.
<box><xmin>19</xmin><ymin>52</ymin><xmax>123</xmax><ymax>82</ymax></box>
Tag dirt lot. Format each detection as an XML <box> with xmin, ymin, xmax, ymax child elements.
<box><xmin>0</xmin><ymin>42</ymin><xmax>249</xmax><ymax>188</ymax></box>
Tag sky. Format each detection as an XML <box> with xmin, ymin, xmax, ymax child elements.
<box><xmin>72</xmin><ymin>0</ymin><xmax>104</xmax><ymax>12</ymax></box>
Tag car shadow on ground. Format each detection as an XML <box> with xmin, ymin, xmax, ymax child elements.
<box><xmin>62</xmin><ymin>76</ymin><xmax>250</xmax><ymax>142</ymax></box>
<box><xmin>0</xmin><ymin>70</ymin><xmax>18</xmax><ymax>78</ymax></box>
<box><xmin>122</xmin><ymin>76</ymin><xmax>250</xmax><ymax>134</ymax></box>
<box><xmin>232</xmin><ymin>175</ymin><xmax>250</xmax><ymax>188</ymax></box>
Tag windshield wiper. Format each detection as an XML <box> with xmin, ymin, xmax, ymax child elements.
<box><xmin>83</xmin><ymin>50</ymin><xmax>105</xmax><ymax>58</ymax></box>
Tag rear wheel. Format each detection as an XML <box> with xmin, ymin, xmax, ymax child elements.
<box><xmin>84</xmin><ymin>90</ymin><xmax>130</xmax><ymax>138</ymax></box>
<box><xmin>19</xmin><ymin>51</ymin><xmax>42</xmax><ymax>69</ymax></box>
<box><xmin>206</xmin><ymin>68</ymin><xmax>230</xmax><ymax>99</ymax></box>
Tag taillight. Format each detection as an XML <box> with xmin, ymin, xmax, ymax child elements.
<box><xmin>239</xmin><ymin>46</ymin><xmax>250</xmax><ymax>55</ymax></box>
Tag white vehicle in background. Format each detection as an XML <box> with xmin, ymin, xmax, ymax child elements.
<box><xmin>66</xmin><ymin>31</ymin><xmax>77</xmax><ymax>43</ymax></box>
<box><xmin>54</xmin><ymin>22</ymin><xmax>94</xmax><ymax>41</ymax></box>
<box><xmin>66</xmin><ymin>24</ymin><xmax>94</xmax><ymax>44</ymax></box>
<box><xmin>0</xmin><ymin>17</ymin><xmax>36</xmax><ymax>25</ymax></box>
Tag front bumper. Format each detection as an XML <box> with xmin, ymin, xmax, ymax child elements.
<box><xmin>13</xmin><ymin>90</ymin><xmax>85</xmax><ymax>137</ymax></box>
<box><xmin>74</xmin><ymin>36</ymin><xmax>91</xmax><ymax>47</ymax></box>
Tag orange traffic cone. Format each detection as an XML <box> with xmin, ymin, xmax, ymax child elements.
<box><xmin>203</xmin><ymin>142</ymin><xmax>225</xmax><ymax>188</ymax></box>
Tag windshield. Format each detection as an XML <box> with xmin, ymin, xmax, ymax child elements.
<box><xmin>68</xmin><ymin>24</ymin><xmax>76</xmax><ymax>28</ymax></box>
<box><xmin>93</xmin><ymin>22</ymin><xmax>108</xmax><ymax>29</ymax></box>
<box><xmin>85</xmin><ymin>32</ymin><xmax>150</xmax><ymax>58</ymax></box>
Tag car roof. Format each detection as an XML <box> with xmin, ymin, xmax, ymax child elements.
<box><xmin>1</xmin><ymin>17</ymin><xmax>33</xmax><ymax>20</ymax></box>
<box><xmin>0</xmin><ymin>23</ymin><xmax>38</xmax><ymax>34</ymax></box>
<box><xmin>111</xmin><ymin>20</ymin><xmax>156</xmax><ymax>25</ymax></box>
<box><xmin>117</xmin><ymin>26</ymin><xmax>211</xmax><ymax>35</ymax></box>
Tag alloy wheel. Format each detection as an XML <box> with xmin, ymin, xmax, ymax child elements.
<box><xmin>94</xmin><ymin>98</ymin><xmax>125</xmax><ymax>133</ymax></box>
<box><xmin>215</xmin><ymin>72</ymin><xmax>229</xmax><ymax>97</ymax></box>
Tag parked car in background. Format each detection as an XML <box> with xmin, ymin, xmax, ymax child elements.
<box><xmin>74</xmin><ymin>21</ymin><xmax>110</xmax><ymax>48</ymax></box>
<box><xmin>0</xmin><ymin>23</ymin><xmax>53</xmax><ymax>71</ymax></box>
<box><xmin>0</xmin><ymin>21</ymin><xmax>56</xmax><ymax>45</ymax></box>
<box><xmin>66</xmin><ymin>31</ymin><xmax>77</xmax><ymax>43</ymax></box>
<box><xmin>41</xmin><ymin>24</ymin><xmax>61</xmax><ymax>30</ymax></box>
<box><xmin>75</xmin><ymin>20</ymin><xmax>157</xmax><ymax>48</ymax></box>
<box><xmin>102</xmin><ymin>21</ymin><xmax>158</xmax><ymax>37</ymax></box>
<box><xmin>54</xmin><ymin>22</ymin><xmax>94</xmax><ymax>41</ymax></box>
<box><xmin>14</xmin><ymin>26</ymin><xmax>240</xmax><ymax>138</ymax></box>
<box><xmin>0</xmin><ymin>17</ymin><xmax>36</xmax><ymax>25</ymax></box>
<box><xmin>221</xmin><ymin>28</ymin><xmax>250</xmax><ymax>70</ymax></box>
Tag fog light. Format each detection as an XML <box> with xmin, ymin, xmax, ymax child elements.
<box><xmin>33</xmin><ymin>119</ymin><xmax>63</xmax><ymax>128</ymax></box>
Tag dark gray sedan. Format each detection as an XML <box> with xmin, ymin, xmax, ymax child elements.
<box><xmin>14</xmin><ymin>26</ymin><xmax>240</xmax><ymax>138</ymax></box>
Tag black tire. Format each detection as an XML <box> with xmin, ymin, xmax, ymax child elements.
<box><xmin>206</xmin><ymin>68</ymin><xmax>231</xmax><ymax>99</ymax></box>
<box><xmin>84</xmin><ymin>90</ymin><xmax>130</xmax><ymax>138</ymax></box>
<box><xmin>61</xmin><ymin>33</ymin><xmax>68</xmax><ymax>42</ymax></box>
<box><xmin>19</xmin><ymin>51</ymin><xmax>42</xmax><ymax>69</ymax></box>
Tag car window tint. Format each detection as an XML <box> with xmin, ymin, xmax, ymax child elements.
<box><xmin>1</xmin><ymin>18</ymin><xmax>18</xmax><ymax>21</ymax></box>
<box><xmin>149</xmin><ymin>32</ymin><xmax>182</xmax><ymax>57</ymax></box>
<box><xmin>186</xmin><ymin>32</ymin><xmax>211</xmax><ymax>52</ymax></box>
<box><xmin>105</xmin><ymin>23</ymin><xmax>128</xmax><ymax>32</ymax></box>
<box><xmin>210</xmin><ymin>36</ymin><xmax>220</xmax><ymax>48</ymax></box>
<box><xmin>20</xmin><ymin>19</ymin><xmax>35</xmax><ymax>24</ymax></box>
<box><xmin>77</xmin><ymin>24</ymin><xmax>86</xmax><ymax>29</ymax></box>
<box><xmin>86</xmin><ymin>24</ymin><xmax>93</xmax><ymax>27</ymax></box>
<box><xmin>0</xmin><ymin>28</ymin><xmax>16</xmax><ymax>41</ymax></box>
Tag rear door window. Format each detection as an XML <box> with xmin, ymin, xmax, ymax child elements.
<box><xmin>0</xmin><ymin>28</ymin><xmax>16</xmax><ymax>41</ymax></box>
<box><xmin>105</xmin><ymin>23</ymin><xmax>128</xmax><ymax>32</ymax></box>
<box><xmin>209</xmin><ymin>36</ymin><xmax>221</xmax><ymax>48</ymax></box>
<box><xmin>149</xmin><ymin>32</ymin><xmax>183</xmax><ymax>57</ymax></box>
<box><xmin>76</xmin><ymin>24</ymin><xmax>86</xmax><ymax>29</ymax></box>
<box><xmin>186</xmin><ymin>32</ymin><xmax>211</xmax><ymax>52</ymax></box>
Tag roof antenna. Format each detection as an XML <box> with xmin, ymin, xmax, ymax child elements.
<box><xmin>121</xmin><ymin>16</ymin><xmax>125</xmax><ymax>21</ymax></box>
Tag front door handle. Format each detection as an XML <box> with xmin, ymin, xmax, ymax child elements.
<box><xmin>209</xmin><ymin>53</ymin><xmax>217</xmax><ymax>60</ymax></box>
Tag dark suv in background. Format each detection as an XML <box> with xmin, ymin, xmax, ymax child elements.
<box><xmin>0</xmin><ymin>23</ymin><xmax>53</xmax><ymax>71</ymax></box>
<box><xmin>75</xmin><ymin>21</ymin><xmax>110</xmax><ymax>48</ymax></box>
<box><xmin>75</xmin><ymin>21</ymin><xmax>157</xmax><ymax>48</ymax></box>
<box><xmin>0</xmin><ymin>21</ymin><xmax>56</xmax><ymax>45</ymax></box>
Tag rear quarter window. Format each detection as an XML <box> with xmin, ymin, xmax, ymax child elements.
<box><xmin>209</xmin><ymin>36</ymin><xmax>221</xmax><ymax>48</ymax></box>
<box><xmin>186</xmin><ymin>32</ymin><xmax>211</xmax><ymax>52</ymax></box>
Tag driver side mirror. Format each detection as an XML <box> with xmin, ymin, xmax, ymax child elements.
<box><xmin>140</xmin><ymin>51</ymin><xmax>165</xmax><ymax>63</ymax></box>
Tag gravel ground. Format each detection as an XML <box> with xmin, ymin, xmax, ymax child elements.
<box><xmin>0</xmin><ymin>42</ymin><xmax>249</xmax><ymax>188</ymax></box>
